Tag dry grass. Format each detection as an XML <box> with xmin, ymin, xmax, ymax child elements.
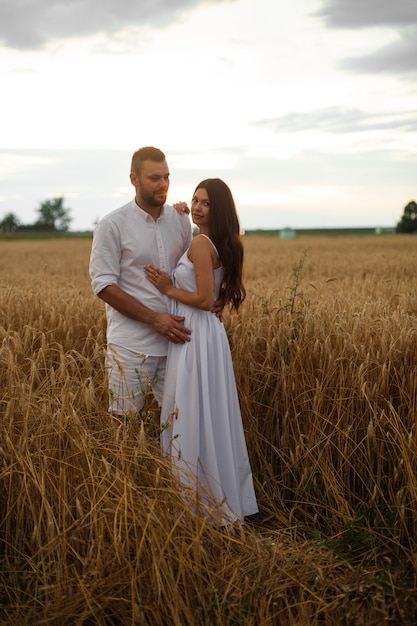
<box><xmin>1</xmin><ymin>235</ymin><xmax>417</xmax><ymax>624</ymax></box>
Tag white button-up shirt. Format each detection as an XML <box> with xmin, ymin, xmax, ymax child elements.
<box><xmin>89</xmin><ymin>199</ymin><xmax>192</xmax><ymax>356</ymax></box>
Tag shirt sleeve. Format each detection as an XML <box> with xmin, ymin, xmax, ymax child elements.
<box><xmin>89</xmin><ymin>218</ymin><xmax>121</xmax><ymax>295</ymax></box>
<box><xmin>181</xmin><ymin>212</ymin><xmax>193</xmax><ymax>253</ymax></box>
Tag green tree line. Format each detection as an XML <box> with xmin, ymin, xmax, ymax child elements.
<box><xmin>1</xmin><ymin>197</ymin><xmax>416</xmax><ymax>234</ymax></box>
<box><xmin>0</xmin><ymin>198</ymin><xmax>71</xmax><ymax>233</ymax></box>
<box><xmin>396</xmin><ymin>200</ymin><xmax>417</xmax><ymax>234</ymax></box>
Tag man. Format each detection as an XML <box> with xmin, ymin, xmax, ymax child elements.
<box><xmin>89</xmin><ymin>146</ymin><xmax>192</xmax><ymax>417</ymax></box>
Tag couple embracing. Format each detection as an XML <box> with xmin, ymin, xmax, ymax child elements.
<box><xmin>89</xmin><ymin>146</ymin><xmax>258</xmax><ymax>526</ymax></box>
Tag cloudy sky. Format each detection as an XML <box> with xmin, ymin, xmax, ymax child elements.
<box><xmin>0</xmin><ymin>0</ymin><xmax>416</xmax><ymax>231</ymax></box>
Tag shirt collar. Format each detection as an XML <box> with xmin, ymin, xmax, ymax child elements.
<box><xmin>133</xmin><ymin>198</ymin><xmax>165</xmax><ymax>221</ymax></box>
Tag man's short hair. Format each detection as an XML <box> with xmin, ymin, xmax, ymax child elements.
<box><xmin>131</xmin><ymin>147</ymin><xmax>166</xmax><ymax>175</ymax></box>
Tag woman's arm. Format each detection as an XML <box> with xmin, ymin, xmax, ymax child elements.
<box><xmin>145</xmin><ymin>236</ymin><xmax>215</xmax><ymax>311</ymax></box>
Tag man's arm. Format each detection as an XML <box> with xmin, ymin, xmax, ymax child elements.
<box><xmin>98</xmin><ymin>284</ymin><xmax>191</xmax><ymax>343</ymax></box>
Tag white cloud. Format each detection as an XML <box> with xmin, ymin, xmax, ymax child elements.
<box><xmin>0</xmin><ymin>0</ymin><xmax>235</xmax><ymax>50</ymax></box>
<box><xmin>0</xmin><ymin>0</ymin><xmax>416</xmax><ymax>231</ymax></box>
<box><xmin>316</xmin><ymin>0</ymin><xmax>417</xmax><ymax>74</ymax></box>
<box><xmin>316</xmin><ymin>0</ymin><xmax>417</xmax><ymax>28</ymax></box>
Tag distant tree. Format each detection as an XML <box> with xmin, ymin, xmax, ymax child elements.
<box><xmin>396</xmin><ymin>200</ymin><xmax>417</xmax><ymax>233</ymax></box>
<box><xmin>0</xmin><ymin>212</ymin><xmax>20</xmax><ymax>233</ymax></box>
<box><xmin>35</xmin><ymin>197</ymin><xmax>72</xmax><ymax>231</ymax></box>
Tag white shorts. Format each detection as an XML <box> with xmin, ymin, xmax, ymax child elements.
<box><xmin>106</xmin><ymin>344</ymin><xmax>167</xmax><ymax>416</ymax></box>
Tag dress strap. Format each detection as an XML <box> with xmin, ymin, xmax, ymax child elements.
<box><xmin>197</xmin><ymin>233</ymin><xmax>220</xmax><ymax>257</ymax></box>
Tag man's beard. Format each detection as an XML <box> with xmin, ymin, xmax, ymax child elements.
<box><xmin>141</xmin><ymin>189</ymin><xmax>167</xmax><ymax>208</ymax></box>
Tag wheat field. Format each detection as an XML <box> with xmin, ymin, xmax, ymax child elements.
<box><xmin>1</xmin><ymin>235</ymin><xmax>417</xmax><ymax>625</ymax></box>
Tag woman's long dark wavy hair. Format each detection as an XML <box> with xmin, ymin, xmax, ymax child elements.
<box><xmin>195</xmin><ymin>178</ymin><xmax>246</xmax><ymax>313</ymax></box>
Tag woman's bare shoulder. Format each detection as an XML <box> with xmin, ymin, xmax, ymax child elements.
<box><xmin>190</xmin><ymin>234</ymin><xmax>213</xmax><ymax>250</ymax></box>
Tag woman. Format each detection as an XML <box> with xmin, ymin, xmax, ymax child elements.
<box><xmin>145</xmin><ymin>178</ymin><xmax>258</xmax><ymax>525</ymax></box>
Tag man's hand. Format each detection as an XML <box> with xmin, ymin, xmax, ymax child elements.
<box><xmin>211</xmin><ymin>289</ymin><xmax>226</xmax><ymax>322</ymax></box>
<box><xmin>152</xmin><ymin>312</ymin><xmax>192</xmax><ymax>343</ymax></box>
<box><xmin>98</xmin><ymin>284</ymin><xmax>191</xmax><ymax>343</ymax></box>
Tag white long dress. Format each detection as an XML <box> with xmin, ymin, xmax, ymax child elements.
<box><xmin>160</xmin><ymin>236</ymin><xmax>258</xmax><ymax>525</ymax></box>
